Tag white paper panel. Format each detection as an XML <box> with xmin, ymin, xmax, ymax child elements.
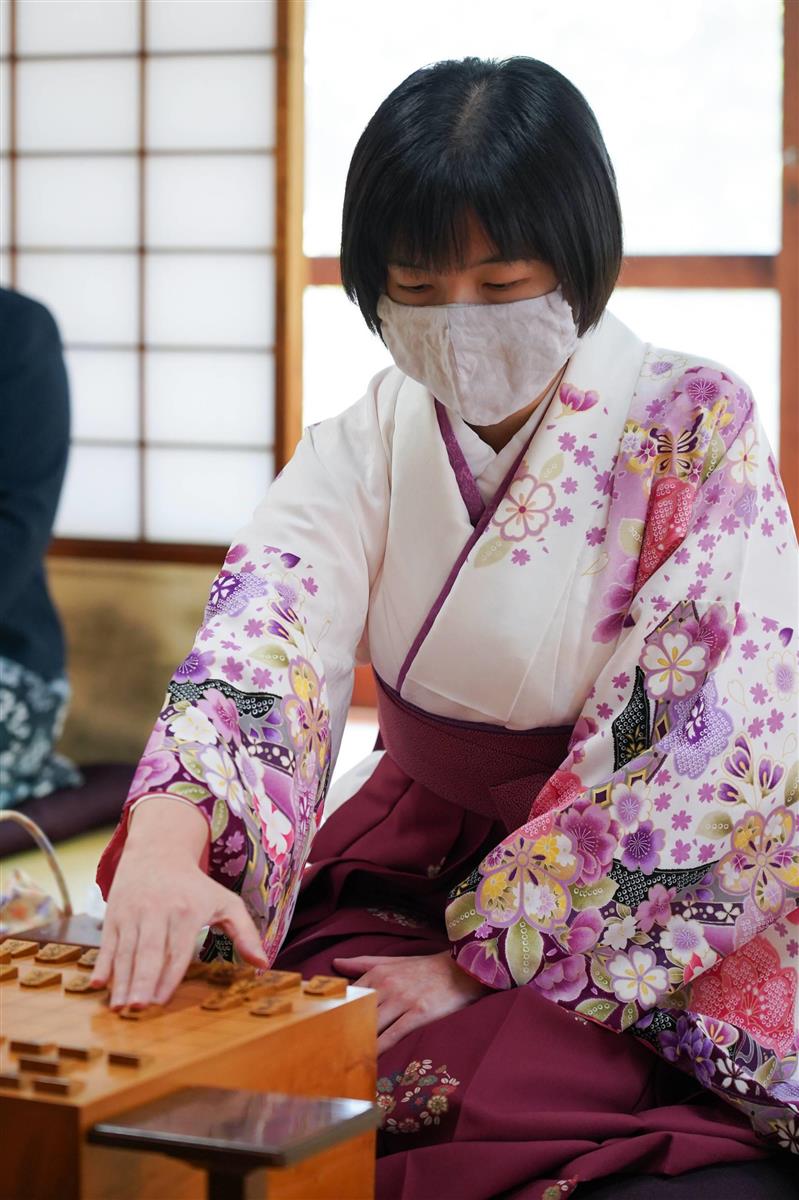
<box><xmin>146</xmin><ymin>254</ymin><xmax>274</xmax><ymax>347</ymax></box>
<box><xmin>0</xmin><ymin>0</ymin><xmax>9</xmax><ymax>57</ymax></box>
<box><xmin>610</xmin><ymin>288</ymin><xmax>781</xmax><ymax>454</ymax></box>
<box><xmin>18</xmin><ymin>158</ymin><xmax>138</xmax><ymax>247</ymax></box>
<box><xmin>146</xmin><ymin>447</ymin><xmax>273</xmax><ymax>543</ymax></box>
<box><xmin>16</xmin><ymin>253</ymin><xmax>138</xmax><ymax>344</ymax></box>
<box><xmin>17</xmin><ymin>60</ymin><xmax>138</xmax><ymax>152</ymax></box>
<box><xmin>146</xmin><ymin>351</ymin><xmax>274</xmax><ymax>445</ymax></box>
<box><xmin>0</xmin><ymin>61</ymin><xmax>9</xmax><ymax>156</ymax></box>
<box><xmin>17</xmin><ymin>0</ymin><xmax>139</xmax><ymax>54</ymax></box>
<box><xmin>0</xmin><ymin>156</ymin><xmax>9</xmax><ymax>249</ymax></box>
<box><xmin>305</xmin><ymin>0</ymin><xmax>781</xmax><ymax>256</ymax></box>
<box><xmin>55</xmin><ymin>444</ymin><xmax>140</xmax><ymax>539</ymax></box>
<box><xmin>147</xmin><ymin>155</ymin><xmax>275</xmax><ymax>248</ymax></box>
<box><xmin>65</xmin><ymin>349</ymin><xmax>139</xmax><ymax>441</ymax></box>
<box><xmin>303</xmin><ymin>287</ymin><xmax>392</xmax><ymax>425</ymax></box>
<box><xmin>0</xmin><ymin>251</ymin><xmax>9</xmax><ymax>287</ymax></box>
<box><xmin>147</xmin><ymin>56</ymin><xmax>275</xmax><ymax>150</ymax></box>
<box><xmin>147</xmin><ymin>0</ymin><xmax>277</xmax><ymax>52</ymax></box>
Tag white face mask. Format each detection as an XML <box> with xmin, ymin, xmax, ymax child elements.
<box><xmin>377</xmin><ymin>287</ymin><xmax>579</xmax><ymax>425</ymax></box>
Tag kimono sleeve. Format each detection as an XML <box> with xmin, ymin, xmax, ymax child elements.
<box><xmin>96</xmin><ymin>370</ymin><xmax>393</xmax><ymax>963</ymax></box>
<box><xmin>445</xmin><ymin>364</ymin><xmax>799</xmax><ymax>1149</ymax></box>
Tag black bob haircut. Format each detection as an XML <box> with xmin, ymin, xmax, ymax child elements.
<box><xmin>341</xmin><ymin>56</ymin><xmax>623</xmax><ymax>338</ymax></box>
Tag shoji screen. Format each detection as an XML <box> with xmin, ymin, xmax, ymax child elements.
<box><xmin>0</xmin><ymin>0</ymin><xmax>284</xmax><ymax>550</ymax></box>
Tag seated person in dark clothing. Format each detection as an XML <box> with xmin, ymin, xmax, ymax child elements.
<box><xmin>0</xmin><ymin>286</ymin><xmax>81</xmax><ymax>807</ymax></box>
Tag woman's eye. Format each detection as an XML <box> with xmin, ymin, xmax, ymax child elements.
<box><xmin>398</xmin><ymin>283</ymin><xmax>432</xmax><ymax>293</ymax></box>
<box><xmin>484</xmin><ymin>281</ymin><xmax>520</xmax><ymax>291</ymax></box>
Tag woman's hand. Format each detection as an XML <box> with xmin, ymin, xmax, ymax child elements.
<box><xmin>91</xmin><ymin>798</ymin><xmax>268</xmax><ymax>1009</ymax></box>
<box><xmin>332</xmin><ymin>950</ymin><xmax>491</xmax><ymax>1054</ymax></box>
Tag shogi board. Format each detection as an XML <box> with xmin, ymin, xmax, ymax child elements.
<box><xmin>0</xmin><ymin>953</ymin><xmax>377</xmax><ymax>1200</ymax></box>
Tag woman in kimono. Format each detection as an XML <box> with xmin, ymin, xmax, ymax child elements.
<box><xmin>95</xmin><ymin>58</ymin><xmax>798</xmax><ymax>1198</ymax></box>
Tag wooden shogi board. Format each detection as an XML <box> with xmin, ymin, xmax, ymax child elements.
<box><xmin>0</xmin><ymin>942</ymin><xmax>377</xmax><ymax>1200</ymax></box>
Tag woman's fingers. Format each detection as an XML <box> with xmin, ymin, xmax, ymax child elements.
<box><xmin>108</xmin><ymin>922</ymin><xmax>140</xmax><ymax>1009</ymax></box>
<box><xmin>376</xmin><ymin>997</ymin><xmax>405</xmax><ymax>1035</ymax></box>
<box><xmin>377</xmin><ymin>1009</ymin><xmax>424</xmax><ymax>1056</ymax></box>
<box><xmin>152</xmin><ymin>915</ymin><xmax>198</xmax><ymax>1006</ymax></box>
<box><xmin>332</xmin><ymin>955</ymin><xmax>397</xmax><ymax>976</ymax></box>
<box><xmin>212</xmin><ymin>891</ymin><xmax>270</xmax><ymax>969</ymax></box>
<box><xmin>90</xmin><ymin>919</ymin><xmax>118</xmax><ymax>987</ymax></box>
<box><xmin>120</xmin><ymin>915</ymin><xmax>169</xmax><ymax>1008</ymax></box>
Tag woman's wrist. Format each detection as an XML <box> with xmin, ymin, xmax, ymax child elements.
<box><xmin>126</xmin><ymin>794</ymin><xmax>210</xmax><ymax>863</ymax></box>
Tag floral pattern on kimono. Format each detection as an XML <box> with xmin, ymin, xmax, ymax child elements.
<box><xmin>445</xmin><ymin>352</ymin><xmax>799</xmax><ymax>1153</ymax></box>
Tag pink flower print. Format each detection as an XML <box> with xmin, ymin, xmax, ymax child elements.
<box><xmin>608</xmin><ymin>946</ymin><xmax>668</xmax><ymax>1008</ymax></box>
<box><xmin>640</xmin><ymin>630</ymin><xmax>708</xmax><ymax>700</ymax></box>
<box><xmin>671</xmin><ymin>810</ymin><xmax>690</xmax><ymax>831</ymax></box>
<box><xmin>252</xmin><ymin>667</ymin><xmax>274</xmax><ymax>690</ymax></box>
<box><xmin>762</xmin><ymin>616</ymin><xmax>779</xmax><ymax>633</ymax></box>
<box><xmin>559</xmin><ymin>908</ymin><xmax>603</xmax><ymax>955</ymax></box>
<box><xmin>511</xmin><ymin>548</ymin><xmax>530</xmax><ymax>566</ymax></box>
<box><xmin>747</xmin><ymin>717</ymin><xmax>765</xmax><ymax>738</ymax></box>
<box><xmin>574</xmin><ymin>445</ymin><xmax>594</xmax><ymax>467</ymax></box>
<box><xmin>221</xmin><ymin>656</ymin><xmax>244</xmax><ymax>683</ymax></box>
<box><xmin>660</xmin><ymin>914</ymin><xmax>709</xmax><ymax>966</ymax></box>
<box><xmin>532</xmin><ymin>953</ymin><xmax>588</xmax><ymax>1003</ymax></box>
<box><xmin>740</xmin><ymin>639</ymin><xmax>759</xmax><ymax>660</ymax></box>
<box><xmin>593</xmin><ymin>557</ymin><xmax>638</xmax><ymax>644</ymax></box>
<box><xmin>767</xmin><ymin>708</ymin><xmax>784</xmax><ymax>734</ymax></box>
<box><xmin>698</xmin><ymin>783</ymin><xmax>714</xmax><ymax>804</ymax></box>
<box><xmin>129</xmin><ymin>749</ymin><xmax>178</xmax><ymax>797</ymax></box>
<box><xmin>749</xmin><ymin>682</ymin><xmax>767</xmax><ymax>705</ymax></box>
<box><xmin>677</xmin><ymin>366</ymin><xmax>725</xmax><ymax>410</ymax></box>
<box><xmin>585</xmin><ymin>526</ymin><xmax>606</xmax><ymax>547</ymax></box>
<box><xmin>672</xmin><ymin>839</ymin><xmax>691</xmax><ymax>864</ymax></box>
<box><xmin>225</xmin><ymin>543</ymin><xmax>248</xmax><ymax>564</ymax></box>
<box><xmin>493</xmin><ymin>474</ymin><xmax>555</xmax><ymax>542</ymax></box>
<box><xmin>637</xmin><ymin>883</ymin><xmax>675</xmax><ymax>932</ymax></box>
<box><xmin>244</xmin><ymin>618</ymin><xmax>264</xmax><ymax>639</ymax></box>
<box><xmin>597</xmin><ymin>702</ymin><xmax>613</xmax><ymax>720</ymax></box>
<box><xmin>620</xmin><ymin>820</ymin><xmax>665</xmax><ymax>875</ymax></box>
<box><xmin>776</xmin><ymin>505</ymin><xmax>788</xmax><ymax>524</ymax></box>
<box><xmin>685</xmin><ymin>582</ymin><xmax>705</xmax><ymax>601</ymax></box>
<box><xmin>198</xmin><ymin>689</ymin><xmax>242</xmax><ymax>745</ymax></box>
<box><xmin>174</xmin><ymin>648</ymin><xmax>215</xmax><ymax>683</ymax></box>
<box><xmin>718</xmin><ymin>807</ymin><xmax>798</xmax><ymax>916</ymax></box>
<box><xmin>282</xmin><ymin>657</ymin><xmax>330</xmax><ymax>784</ymax></box>
<box><xmin>474</xmin><ymin>830</ymin><xmax>578</xmax><ymax>930</ymax></box>
<box><xmin>557</xmin><ymin>797</ymin><xmax>618</xmax><ymax>886</ymax></box>
<box><xmin>689</xmin><ymin>933</ymin><xmax>798</xmax><ymax>1058</ymax></box>
<box><xmin>760</xmin><ymin>519</ymin><xmax>774</xmax><ymax>537</ymax></box>
<box><xmin>302</xmin><ymin>576</ymin><xmax>318</xmax><ymax>595</ymax></box>
<box><xmin>566</xmin><ymin>715</ymin><xmax>597</xmax><ymax>765</ymax></box>
<box><xmin>562</xmin><ymin>476</ymin><xmax>578</xmax><ymax>495</ymax></box>
<box><xmin>559</xmin><ymin>383</ymin><xmax>599</xmax><ymax>415</ymax></box>
<box><xmin>558</xmin><ymin>432</ymin><xmax>577</xmax><ymax>452</ymax></box>
<box><xmin>594</xmin><ymin>469</ymin><xmax>614</xmax><ymax>496</ymax></box>
<box><xmin>553</xmin><ymin>506</ymin><xmax>573</xmax><ymax>527</ymax></box>
<box><xmin>611</xmin><ymin>779</ymin><xmax>651</xmax><ymax>832</ymax></box>
<box><xmin>612</xmin><ymin>672</ymin><xmax>630</xmax><ymax>690</ymax></box>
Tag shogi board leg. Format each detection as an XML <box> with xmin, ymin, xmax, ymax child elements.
<box><xmin>206</xmin><ymin>1167</ymin><xmax>266</xmax><ymax>1200</ymax></box>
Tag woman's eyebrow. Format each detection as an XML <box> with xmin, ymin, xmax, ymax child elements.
<box><xmin>388</xmin><ymin>255</ymin><xmax>524</xmax><ymax>270</ymax></box>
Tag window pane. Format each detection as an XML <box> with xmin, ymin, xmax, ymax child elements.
<box><xmin>146</xmin><ymin>254</ymin><xmax>274</xmax><ymax>347</ymax></box>
<box><xmin>304</xmin><ymin>0</ymin><xmax>781</xmax><ymax>256</ymax></box>
<box><xmin>17</xmin><ymin>60</ymin><xmax>139</xmax><ymax>152</ymax></box>
<box><xmin>147</xmin><ymin>56</ymin><xmax>275</xmax><ymax>151</ymax></box>
<box><xmin>56</xmin><ymin>445</ymin><xmax>140</xmax><ymax>539</ymax></box>
<box><xmin>146</xmin><ymin>448</ymin><xmax>273</xmax><ymax>543</ymax></box>
<box><xmin>147</xmin><ymin>0</ymin><xmax>277</xmax><ymax>52</ymax></box>
<box><xmin>16</xmin><ymin>253</ymin><xmax>138</xmax><ymax>344</ymax></box>
<box><xmin>303</xmin><ymin>286</ymin><xmax>392</xmax><ymax>425</ymax></box>
<box><xmin>18</xmin><ymin>158</ymin><xmax>138</xmax><ymax>247</ymax></box>
<box><xmin>66</xmin><ymin>349</ymin><xmax>139</xmax><ymax>441</ymax></box>
<box><xmin>147</xmin><ymin>155</ymin><xmax>275</xmax><ymax>248</ymax></box>
<box><xmin>145</xmin><ymin>351</ymin><xmax>274</xmax><ymax>446</ymax></box>
<box><xmin>17</xmin><ymin>0</ymin><xmax>139</xmax><ymax>54</ymax></box>
<box><xmin>610</xmin><ymin>288</ymin><xmax>780</xmax><ymax>453</ymax></box>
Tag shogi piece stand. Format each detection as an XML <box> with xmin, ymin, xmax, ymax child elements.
<box><xmin>89</xmin><ymin>1088</ymin><xmax>382</xmax><ymax>1200</ymax></box>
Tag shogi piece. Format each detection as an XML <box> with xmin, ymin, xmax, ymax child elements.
<box><xmin>0</xmin><ymin>949</ymin><xmax>10</xmax><ymax>964</ymax></box>
<box><xmin>33</xmin><ymin>1077</ymin><xmax>84</xmax><ymax>1097</ymax></box>
<box><xmin>9</xmin><ymin>1039</ymin><xmax>55</xmax><ymax>1056</ymax></box>
<box><xmin>0</xmin><ymin>964</ymin><xmax>19</xmax><ymax>983</ymax></box>
<box><xmin>0</xmin><ymin>939</ymin><xmax>38</xmax><ymax>959</ymax></box>
<box><xmin>201</xmin><ymin>991</ymin><xmax>247</xmax><ymax>1012</ymax></box>
<box><xmin>77</xmin><ymin>949</ymin><xmax>99</xmax><ymax>970</ymax></box>
<box><xmin>255</xmin><ymin>970</ymin><xmax>302</xmax><ymax>994</ymax></box>
<box><xmin>35</xmin><ymin>944</ymin><xmax>82</xmax><ymax>964</ymax></box>
<box><xmin>57</xmin><ymin>1045</ymin><xmax>101</xmax><ymax>1062</ymax></box>
<box><xmin>18</xmin><ymin>1055</ymin><xmax>62</xmax><ymax>1076</ymax></box>
<box><xmin>107</xmin><ymin>1051</ymin><xmax>151</xmax><ymax>1069</ymax></box>
<box><xmin>19</xmin><ymin>968</ymin><xmax>62</xmax><ymax>989</ymax></box>
<box><xmin>0</xmin><ymin>1071</ymin><xmax>23</xmax><ymax>1089</ymax></box>
<box><xmin>250</xmin><ymin>996</ymin><xmax>294</xmax><ymax>1018</ymax></box>
<box><xmin>303</xmin><ymin>975</ymin><xmax>348</xmax><ymax>998</ymax></box>
<box><xmin>203</xmin><ymin>961</ymin><xmax>255</xmax><ymax>987</ymax></box>
<box><xmin>65</xmin><ymin>975</ymin><xmax>103</xmax><ymax>995</ymax></box>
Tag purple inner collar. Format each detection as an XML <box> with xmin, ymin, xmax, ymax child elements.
<box><xmin>435</xmin><ymin>400</ymin><xmax>485</xmax><ymax>527</ymax></box>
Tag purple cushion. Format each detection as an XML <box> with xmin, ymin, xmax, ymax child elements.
<box><xmin>0</xmin><ymin>763</ymin><xmax>134</xmax><ymax>858</ymax></box>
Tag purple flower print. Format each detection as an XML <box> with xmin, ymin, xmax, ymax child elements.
<box><xmin>679</xmin><ymin>604</ymin><xmax>732</xmax><ymax>672</ymax></box>
<box><xmin>174</xmin><ymin>648</ymin><xmax>215</xmax><ymax>683</ymax></box>
<box><xmin>660</xmin><ymin>677</ymin><xmax>734</xmax><ymax>780</ymax></box>
<box><xmin>198</xmin><ymin>689</ymin><xmax>242</xmax><ymax>745</ymax></box>
<box><xmin>493</xmin><ymin>474</ymin><xmax>556</xmax><ymax>541</ymax></box>
<box><xmin>673</xmin><ymin>840</ymin><xmax>691</xmax><ymax>864</ymax></box>
<box><xmin>761</xmin><ymin>519</ymin><xmax>774</xmax><ymax>537</ymax></box>
<box><xmin>532</xmin><ymin>953</ymin><xmax>587</xmax><ymax>1003</ymax></box>
<box><xmin>594</xmin><ymin>469</ymin><xmax>614</xmax><ymax>496</ymax></box>
<box><xmin>244</xmin><ymin>619</ymin><xmax>265</xmax><ymax>639</ymax></box>
<box><xmin>750</xmin><ymin>682</ymin><xmax>767</xmax><ymax>705</ymax></box>
<box><xmin>553</xmin><ymin>506</ymin><xmax>573</xmax><ymax>527</ymax></box>
<box><xmin>612</xmin><ymin>672</ymin><xmax>630</xmax><ymax>690</ymax></box>
<box><xmin>558</xmin><ymin>432</ymin><xmax>577</xmax><ymax>452</ymax></box>
<box><xmin>734</xmin><ymin>487</ymin><xmax>758</xmax><ymax>529</ymax></box>
<box><xmin>302</xmin><ymin>576</ymin><xmax>318</xmax><ymax>596</ymax></box>
<box><xmin>586</xmin><ymin>526</ymin><xmax>606</xmax><ymax>547</ymax></box>
<box><xmin>511</xmin><ymin>548</ymin><xmax>530</xmax><ymax>566</ymax></box>
<box><xmin>559</xmin><ymin>383</ymin><xmax>599</xmax><ymax>415</ymax></box>
<box><xmin>562</xmin><ymin>476</ymin><xmax>578</xmax><ymax>495</ymax></box>
<box><xmin>747</xmin><ymin>717</ymin><xmax>765</xmax><ymax>738</ymax></box>
<box><xmin>225</xmin><ymin>543</ymin><xmax>248</xmax><ymax>564</ymax></box>
<box><xmin>621</xmin><ymin>820</ymin><xmax>665</xmax><ymax>875</ymax></box>
<box><xmin>640</xmin><ymin>630</ymin><xmax>707</xmax><ymax>701</ymax></box>
<box><xmin>611</xmin><ymin>780</ymin><xmax>651</xmax><ymax>832</ymax></box>
<box><xmin>671</xmin><ymin>810</ymin><xmax>690</xmax><ymax>831</ymax></box>
<box><xmin>130</xmin><ymin>749</ymin><xmax>178</xmax><ymax>797</ymax></box>
<box><xmin>650</xmin><ymin>360</ymin><xmax>673</xmax><ymax>377</ymax></box>
<box><xmin>677</xmin><ymin>366</ymin><xmax>726</xmax><ymax>411</ymax></box>
<box><xmin>252</xmin><ymin>667</ymin><xmax>274</xmax><ymax>691</ymax></box>
<box><xmin>221</xmin><ymin>656</ymin><xmax>244</xmax><ymax>683</ymax></box>
<box><xmin>718</xmin><ymin>807</ymin><xmax>797</xmax><ymax>916</ymax></box>
<box><xmin>574</xmin><ymin>444</ymin><xmax>594</xmax><ymax>467</ymax></box>
<box><xmin>767</xmin><ymin>708</ymin><xmax>784</xmax><ymax>734</ymax></box>
<box><xmin>559</xmin><ymin>908</ymin><xmax>603</xmax><ymax>955</ymax></box>
<box><xmin>593</xmin><ymin>557</ymin><xmax>637</xmax><ymax>643</ymax></box>
<box><xmin>660</xmin><ymin>1014</ymin><xmax>716</xmax><ymax>1087</ymax></box>
<box><xmin>698</xmin><ymin>783</ymin><xmax>714</xmax><ymax>804</ymax></box>
<box><xmin>557</xmin><ymin>796</ymin><xmax>618</xmax><ymax>886</ymax></box>
<box><xmin>741</xmin><ymin>640</ymin><xmax>758</xmax><ymax>660</ymax></box>
<box><xmin>637</xmin><ymin>883</ymin><xmax>675</xmax><ymax>932</ymax></box>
